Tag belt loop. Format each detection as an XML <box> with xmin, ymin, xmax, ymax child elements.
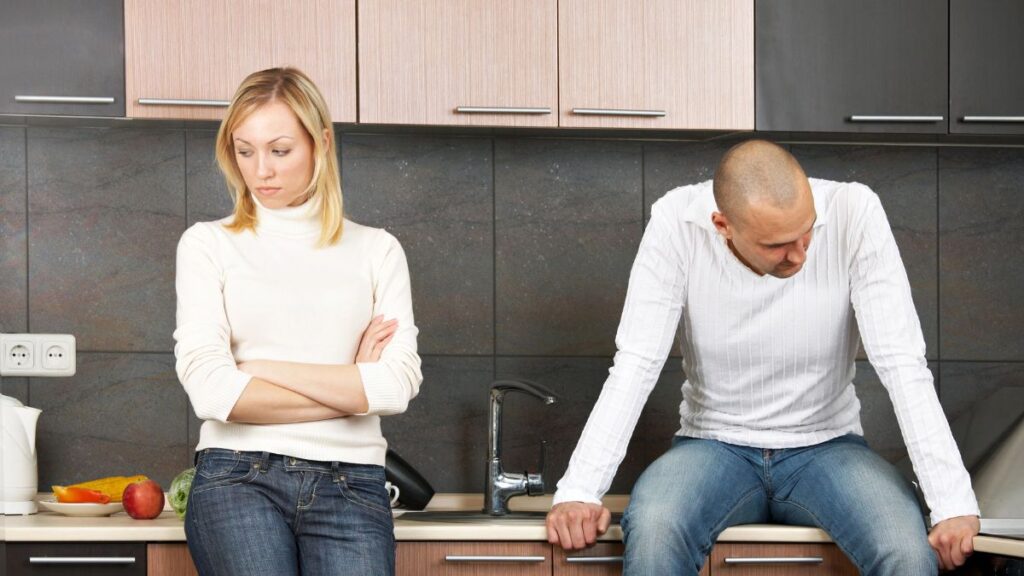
<box><xmin>331</xmin><ymin>461</ymin><xmax>341</xmax><ymax>483</ymax></box>
<box><xmin>258</xmin><ymin>451</ymin><xmax>270</xmax><ymax>472</ymax></box>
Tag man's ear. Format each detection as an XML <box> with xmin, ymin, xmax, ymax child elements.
<box><xmin>711</xmin><ymin>211</ymin><xmax>732</xmax><ymax>239</ymax></box>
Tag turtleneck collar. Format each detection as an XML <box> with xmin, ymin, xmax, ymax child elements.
<box><xmin>251</xmin><ymin>190</ymin><xmax>323</xmax><ymax>238</ymax></box>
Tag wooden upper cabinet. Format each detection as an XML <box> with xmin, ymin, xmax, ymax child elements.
<box><xmin>950</xmin><ymin>0</ymin><xmax>1024</xmax><ymax>135</ymax></box>
<box><xmin>558</xmin><ymin>0</ymin><xmax>754</xmax><ymax>130</ymax></box>
<box><xmin>124</xmin><ymin>0</ymin><xmax>356</xmax><ymax>121</ymax></box>
<box><xmin>358</xmin><ymin>0</ymin><xmax>558</xmax><ymax>127</ymax></box>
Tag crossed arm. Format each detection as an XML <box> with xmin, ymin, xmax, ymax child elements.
<box><xmin>227</xmin><ymin>316</ymin><xmax>398</xmax><ymax>424</ymax></box>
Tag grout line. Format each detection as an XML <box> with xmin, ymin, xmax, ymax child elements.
<box><xmin>935</xmin><ymin>149</ymin><xmax>941</xmax><ymax>396</ymax></box>
<box><xmin>492</xmin><ymin>137</ymin><xmax>498</xmax><ymax>377</ymax></box>
<box><xmin>24</xmin><ymin>126</ymin><xmax>30</xmax><ymax>406</ymax></box>
<box><xmin>183</xmin><ymin>129</ymin><xmax>188</xmax><ymax>226</ymax></box>
<box><xmin>641</xmin><ymin>143</ymin><xmax>647</xmax><ymax>225</ymax></box>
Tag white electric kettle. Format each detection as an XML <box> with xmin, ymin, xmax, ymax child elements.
<box><xmin>1</xmin><ymin>394</ymin><xmax>41</xmax><ymax>515</ymax></box>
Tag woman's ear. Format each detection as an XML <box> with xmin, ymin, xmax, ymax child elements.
<box><xmin>321</xmin><ymin>128</ymin><xmax>332</xmax><ymax>152</ymax></box>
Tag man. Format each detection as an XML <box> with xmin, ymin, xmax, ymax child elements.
<box><xmin>546</xmin><ymin>140</ymin><xmax>979</xmax><ymax>575</ymax></box>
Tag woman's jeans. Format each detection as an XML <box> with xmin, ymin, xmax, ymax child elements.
<box><xmin>622</xmin><ymin>434</ymin><xmax>937</xmax><ymax>576</ymax></box>
<box><xmin>185</xmin><ymin>449</ymin><xmax>395</xmax><ymax>576</ymax></box>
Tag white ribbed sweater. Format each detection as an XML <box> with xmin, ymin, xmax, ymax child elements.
<box><xmin>173</xmin><ymin>194</ymin><xmax>422</xmax><ymax>466</ymax></box>
<box><xmin>553</xmin><ymin>179</ymin><xmax>979</xmax><ymax>525</ymax></box>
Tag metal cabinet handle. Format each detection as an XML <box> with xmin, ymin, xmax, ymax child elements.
<box><xmin>849</xmin><ymin>115</ymin><xmax>943</xmax><ymax>122</ymax></box>
<box><xmin>962</xmin><ymin>116</ymin><xmax>1024</xmax><ymax>123</ymax></box>
<box><xmin>566</xmin><ymin>555</ymin><xmax>624</xmax><ymax>564</ymax></box>
<box><xmin>572</xmin><ymin>108</ymin><xmax>666</xmax><ymax>117</ymax></box>
<box><xmin>724</xmin><ymin>556</ymin><xmax>823</xmax><ymax>565</ymax></box>
<box><xmin>138</xmin><ymin>98</ymin><xmax>230</xmax><ymax>107</ymax></box>
<box><xmin>444</xmin><ymin>555</ymin><xmax>546</xmax><ymax>563</ymax></box>
<box><xmin>455</xmin><ymin>106</ymin><xmax>551</xmax><ymax>114</ymax></box>
<box><xmin>30</xmin><ymin>556</ymin><xmax>136</xmax><ymax>564</ymax></box>
<box><xmin>15</xmin><ymin>95</ymin><xmax>115</xmax><ymax>104</ymax></box>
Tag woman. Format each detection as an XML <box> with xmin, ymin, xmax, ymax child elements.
<box><xmin>173</xmin><ymin>67</ymin><xmax>421</xmax><ymax>575</ymax></box>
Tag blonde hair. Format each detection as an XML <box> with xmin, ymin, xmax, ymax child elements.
<box><xmin>216</xmin><ymin>67</ymin><xmax>343</xmax><ymax>246</ymax></box>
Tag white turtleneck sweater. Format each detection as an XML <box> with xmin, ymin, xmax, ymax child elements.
<box><xmin>554</xmin><ymin>179</ymin><xmax>978</xmax><ymax>525</ymax></box>
<box><xmin>173</xmin><ymin>193</ymin><xmax>422</xmax><ymax>466</ymax></box>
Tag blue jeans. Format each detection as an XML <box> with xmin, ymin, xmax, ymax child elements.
<box><xmin>185</xmin><ymin>449</ymin><xmax>395</xmax><ymax>576</ymax></box>
<box><xmin>622</xmin><ymin>434</ymin><xmax>936</xmax><ymax>576</ymax></box>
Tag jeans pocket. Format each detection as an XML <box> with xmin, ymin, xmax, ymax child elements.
<box><xmin>196</xmin><ymin>449</ymin><xmax>245</xmax><ymax>480</ymax></box>
<box><xmin>339</xmin><ymin>474</ymin><xmax>392</xmax><ymax>516</ymax></box>
<box><xmin>192</xmin><ymin>452</ymin><xmax>259</xmax><ymax>495</ymax></box>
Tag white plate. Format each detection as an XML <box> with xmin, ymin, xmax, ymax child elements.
<box><xmin>38</xmin><ymin>499</ymin><xmax>124</xmax><ymax>517</ymax></box>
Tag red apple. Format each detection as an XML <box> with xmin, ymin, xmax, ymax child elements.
<box><xmin>122</xmin><ymin>479</ymin><xmax>164</xmax><ymax>520</ymax></box>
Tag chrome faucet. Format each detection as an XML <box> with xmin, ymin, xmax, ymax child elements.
<box><xmin>484</xmin><ymin>379</ymin><xmax>558</xmax><ymax>516</ymax></box>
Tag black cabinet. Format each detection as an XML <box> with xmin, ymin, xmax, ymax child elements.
<box><xmin>5</xmin><ymin>542</ymin><xmax>145</xmax><ymax>576</ymax></box>
<box><xmin>0</xmin><ymin>0</ymin><xmax>125</xmax><ymax>117</ymax></box>
<box><xmin>950</xmin><ymin>0</ymin><xmax>1024</xmax><ymax>135</ymax></box>
<box><xmin>756</xmin><ymin>0</ymin><xmax>947</xmax><ymax>134</ymax></box>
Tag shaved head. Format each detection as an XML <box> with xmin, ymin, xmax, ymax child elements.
<box><xmin>713</xmin><ymin>140</ymin><xmax>810</xmax><ymax>224</ymax></box>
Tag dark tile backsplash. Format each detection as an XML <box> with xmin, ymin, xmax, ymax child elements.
<box><xmin>342</xmin><ymin>134</ymin><xmax>495</xmax><ymax>356</ymax></box>
<box><xmin>27</xmin><ymin>127</ymin><xmax>184</xmax><ymax>352</ymax></box>
<box><xmin>495</xmin><ymin>139</ymin><xmax>642</xmax><ymax>356</ymax></box>
<box><xmin>939</xmin><ymin>147</ymin><xmax>1024</xmax><ymax>361</ymax></box>
<box><xmin>1</xmin><ymin>123</ymin><xmax>1021</xmax><ymax>497</ymax></box>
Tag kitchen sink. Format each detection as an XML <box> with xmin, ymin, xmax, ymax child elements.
<box><xmin>398</xmin><ymin>510</ymin><xmax>623</xmax><ymax>524</ymax></box>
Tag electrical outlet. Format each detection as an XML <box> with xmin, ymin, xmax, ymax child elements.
<box><xmin>0</xmin><ymin>333</ymin><xmax>76</xmax><ymax>377</ymax></box>
<box><xmin>5</xmin><ymin>341</ymin><xmax>33</xmax><ymax>369</ymax></box>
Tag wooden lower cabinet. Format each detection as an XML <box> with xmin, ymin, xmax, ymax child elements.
<box><xmin>397</xmin><ymin>542</ymin><xmax>552</xmax><ymax>576</ymax></box>
<box><xmin>5</xmin><ymin>542</ymin><xmax>146</xmax><ymax>576</ymax></box>
<box><xmin>554</xmin><ymin>542</ymin><xmax>711</xmax><ymax>576</ymax></box>
<box><xmin>555</xmin><ymin>543</ymin><xmax>626</xmax><ymax>576</ymax></box>
<box><xmin>709</xmin><ymin>543</ymin><xmax>857</xmax><ymax>575</ymax></box>
<box><xmin>147</xmin><ymin>544</ymin><xmax>198</xmax><ymax>576</ymax></box>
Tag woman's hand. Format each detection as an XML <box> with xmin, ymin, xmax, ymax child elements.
<box><xmin>356</xmin><ymin>315</ymin><xmax>398</xmax><ymax>363</ymax></box>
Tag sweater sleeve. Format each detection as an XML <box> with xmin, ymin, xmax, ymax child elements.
<box><xmin>553</xmin><ymin>200</ymin><xmax>687</xmax><ymax>505</ymax></box>
<box><xmin>356</xmin><ymin>231</ymin><xmax>423</xmax><ymax>416</ymax></box>
<box><xmin>849</xmin><ymin>188</ymin><xmax>979</xmax><ymax>525</ymax></box>
<box><xmin>173</xmin><ymin>225</ymin><xmax>253</xmax><ymax>423</ymax></box>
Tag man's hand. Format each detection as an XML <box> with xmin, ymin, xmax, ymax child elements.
<box><xmin>928</xmin><ymin>515</ymin><xmax>979</xmax><ymax>571</ymax></box>
<box><xmin>546</xmin><ymin>502</ymin><xmax>612</xmax><ymax>550</ymax></box>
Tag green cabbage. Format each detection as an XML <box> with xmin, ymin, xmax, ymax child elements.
<box><xmin>169</xmin><ymin>467</ymin><xmax>195</xmax><ymax>520</ymax></box>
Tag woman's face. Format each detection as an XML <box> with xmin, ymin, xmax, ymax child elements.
<box><xmin>232</xmin><ymin>100</ymin><xmax>318</xmax><ymax>209</ymax></box>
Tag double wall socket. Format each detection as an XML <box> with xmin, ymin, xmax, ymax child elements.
<box><xmin>0</xmin><ymin>333</ymin><xmax>76</xmax><ymax>377</ymax></box>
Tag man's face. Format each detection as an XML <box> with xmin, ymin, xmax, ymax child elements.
<box><xmin>713</xmin><ymin>188</ymin><xmax>816</xmax><ymax>278</ymax></box>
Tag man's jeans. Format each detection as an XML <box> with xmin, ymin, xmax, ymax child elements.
<box><xmin>185</xmin><ymin>449</ymin><xmax>395</xmax><ymax>576</ymax></box>
<box><xmin>622</xmin><ymin>434</ymin><xmax>937</xmax><ymax>576</ymax></box>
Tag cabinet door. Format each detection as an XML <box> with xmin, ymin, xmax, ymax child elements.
<box><xmin>0</xmin><ymin>0</ymin><xmax>125</xmax><ymax>117</ymax></box>
<box><xmin>757</xmin><ymin>0</ymin><xmax>947</xmax><ymax>134</ymax></box>
<box><xmin>559</xmin><ymin>0</ymin><xmax>754</xmax><ymax>130</ymax></box>
<box><xmin>554</xmin><ymin>543</ymin><xmax>709</xmax><ymax>576</ymax></box>
<box><xmin>396</xmin><ymin>542</ymin><xmax>552</xmax><ymax>576</ymax></box>
<box><xmin>5</xmin><ymin>542</ymin><xmax>146</xmax><ymax>576</ymax></box>
<box><xmin>358</xmin><ymin>0</ymin><xmax>557</xmax><ymax>127</ymax></box>
<box><xmin>950</xmin><ymin>0</ymin><xmax>1024</xmax><ymax>135</ymax></box>
<box><xmin>555</xmin><ymin>543</ymin><xmax>625</xmax><ymax>576</ymax></box>
<box><xmin>709</xmin><ymin>543</ymin><xmax>857</xmax><ymax>575</ymax></box>
<box><xmin>124</xmin><ymin>0</ymin><xmax>356</xmax><ymax>121</ymax></box>
<box><xmin>147</xmin><ymin>543</ymin><xmax>198</xmax><ymax>576</ymax></box>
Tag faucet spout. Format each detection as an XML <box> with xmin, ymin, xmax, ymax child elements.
<box><xmin>484</xmin><ymin>379</ymin><xmax>558</xmax><ymax>516</ymax></box>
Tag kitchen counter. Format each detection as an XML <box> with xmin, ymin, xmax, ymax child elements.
<box><xmin>3</xmin><ymin>494</ymin><xmax>1022</xmax><ymax>559</ymax></box>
